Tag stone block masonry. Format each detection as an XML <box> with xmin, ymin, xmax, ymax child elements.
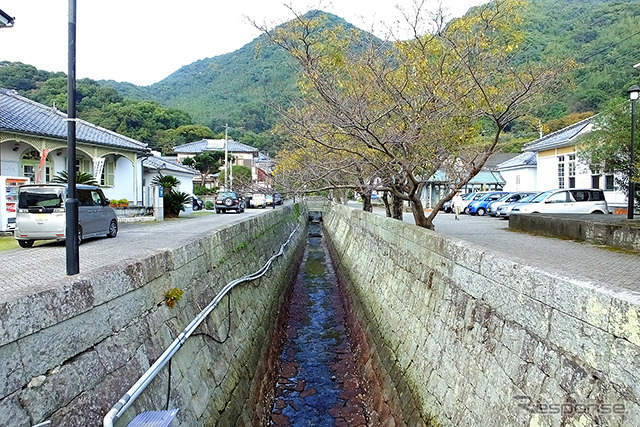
<box><xmin>0</xmin><ymin>205</ymin><xmax>306</xmax><ymax>427</ymax></box>
<box><xmin>322</xmin><ymin>203</ymin><xmax>640</xmax><ymax>426</ymax></box>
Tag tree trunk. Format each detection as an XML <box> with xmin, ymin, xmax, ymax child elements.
<box><xmin>410</xmin><ymin>194</ymin><xmax>434</xmax><ymax>230</ymax></box>
<box><xmin>391</xmin><ymin>194</ymin><xmax>403</xmax><ymax>220</ymax></box>
<box><xmin>360</xmin><ymin>190</ymin><xmax>373</xmax><ymax>212</ymax></box>
<box><xmin>382</xmin><ymin>191</ymin><xmax>392</xmax><ymax>217</ymax></box>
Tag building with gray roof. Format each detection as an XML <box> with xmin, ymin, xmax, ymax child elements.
<box><xmin>0</xmin><ymin>88</ymin><xmax>191</xmax><ymax>206</ymax></box>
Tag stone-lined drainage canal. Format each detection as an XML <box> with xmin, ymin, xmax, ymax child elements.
<box><xmin>270</xmin><ymin>221</ymin><xmax>373</xmax><ymax>426</ymax></box>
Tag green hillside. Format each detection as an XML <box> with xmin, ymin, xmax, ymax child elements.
<box><xmin>102</xmin><ymin>0</ymin><xmax>640</xmax><ymax>131</ymax></box>
<box><xmin>2</xmin><ymin>0</ymin><xmax>640</xmax><ymax>153</ymax></box>
<box><xmin>101</xmin><ymin>11</ymin><xmax>364</xmax><ymax>134</ymax></box>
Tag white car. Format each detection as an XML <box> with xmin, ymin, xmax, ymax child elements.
<box><xmin>510</xmin><ymin>189</ymin><xmax>608</xmax><ymax>215</ymax></box>
<box><xmin>249</xmin><ymin>194</ymin><xmax>267</xmax><ymax>208</ymax></box>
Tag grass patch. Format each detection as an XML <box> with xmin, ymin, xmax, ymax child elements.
<box><xmin>0</xmin><ymin>234</ymin><xmax>19</xmax><ymax>252</ymax></box>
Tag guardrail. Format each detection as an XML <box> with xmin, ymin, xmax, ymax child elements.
<box><xmin>103</xmin><ymin>224</ymin><xmax>301</xmax><ymax>427</ymax></box>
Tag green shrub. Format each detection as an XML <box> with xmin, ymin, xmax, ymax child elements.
<box><xmin>204</xmin><ymin>200</ymin><xmax>214</xmax><ymax>210</ymax></box>
<box><xmin>194</xmin><ymin>185</ymin><xmax>218</xmax><ymax>196</ymax></box>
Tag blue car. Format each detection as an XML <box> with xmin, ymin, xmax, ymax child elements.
<box><xmin>466</xmin><ymin>191</ymin><xmax>509</xmax><ymax>216</ymax></box>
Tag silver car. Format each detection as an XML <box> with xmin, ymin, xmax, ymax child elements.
<box><xmin>510</xmin><ymin>189</ymin><xmax>608</xmax><ymax>215</ymax></box>
<box><xmin>14</xmin><ymin>184</ymin><xmax>118</xmax><ymax>248</ymax></box>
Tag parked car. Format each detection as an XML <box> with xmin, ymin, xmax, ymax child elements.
<box><xmin>274</xmin><ymin>193</ymin><xmax>283</xmax><ymax>205</ymax></box>
<box><xmin>265</xmin><ymin>194</ymin><xmax>274</xmax><ymax>206</ymax></box>
<box><xmin>495</xmin><ymin>193</ymin><xmax>540</xmax><ymax>218</ymax></box>
<box><xmin>487</xmin><ymin>192</ymin><xmax>537</xmax><ymax>216</ymax></box>
<box><xmin>249</xmin><ymin>194</ymin><xmax>267</xmax><ymax>208</ymax></box>
<box><xmin>510</xmin><ymin>189</ymin><xmax>609</xmax><ymax>215</ymax></box>
<box><xmin>14</xmin><ymin>184</ymin><xmax>118</xmax><ymax>248</ymax></box>
<box><xmin>215</xmin><ymin>191</ymin><xmax>245</xmax><ymax>214</ymax></box>
<box><xmin>466</xmin><ymin>191</ymin><xmax>509</xmax><ymax>216</ymax></box>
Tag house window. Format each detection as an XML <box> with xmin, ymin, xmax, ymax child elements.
<box><xmin>76</xmin><ymin>157</ymin><xmax>92</xmax><ymax>175</ymax></box>
<box><xmin>591</xmin><ymin>175</ymin><xmax>600</xmax><ymax>189</ymax></box>
<box><xmin>557</xmin><ymin>155</ymin><xmax>565</xmax><ymax>189</ymax></box>
<box><xmin>100</xmin><ymin>159</ymin><xmax>116</xmax><ymax>187</ymax></box>
<box><xmin>568</xmin><ymin>154</ymin><xmax>576</xmax><ymax>188</ymax></box>
<box><xmin>605</xmin><ymin>174</ymin><xmax>615</xmax><ymax>191</ymax></box>
<box><xmin>20</xmin><ymin>149</ymin><xmax>51</xmax><ymax>182</ymax></box>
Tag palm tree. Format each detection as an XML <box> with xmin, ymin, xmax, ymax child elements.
<box><xmin>152</xmin><ymin>173</ymin><xmax>189</xmax><ymax>218</ymax></box>
<box><xmin>52</xmin><ymin>170</ymin><xmax>98</xmax><ymax>185</ymax></box>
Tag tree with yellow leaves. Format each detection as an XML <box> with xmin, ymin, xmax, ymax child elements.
<box><xmin>257</xmin><ymin>0</ymin><xmax>572</xmax><ymax>229</ymax></box>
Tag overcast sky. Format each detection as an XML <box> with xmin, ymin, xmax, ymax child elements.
<box><xmin>0</xmin><ymin>0</ymin><xmax>486</xmax><ymax>86</ymax></box>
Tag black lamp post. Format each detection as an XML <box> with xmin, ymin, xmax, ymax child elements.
<box><xmin>628</xmin><ymin>85</ymin><xmax>639</xmax><ymax>220</ymax></box>
<box><xmin>66</xmin><ymin>0</ymin><xmax>79</xmax><ymax>275</ymax></box>
<box><xmin>0</xmin><ymin>8</ymin><xmax>15</xmax><ymax>28</ymax></box>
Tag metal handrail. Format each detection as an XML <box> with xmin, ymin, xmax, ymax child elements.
<box><xmin>103</xmin><ymin>224</ymin><xmax>300</xmax><ymax>427</ymax></box>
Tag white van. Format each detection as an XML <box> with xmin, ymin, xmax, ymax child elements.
<box><xmin>510</xmin><ymin>189</ymin><xmax>609</xmax><ymax>215</ymax></box>
<box><xmin>14</xmin><ymin>184</ymin><xmax>118</xmax><ymax>248</ymax></box>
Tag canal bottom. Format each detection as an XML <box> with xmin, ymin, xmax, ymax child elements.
<box><xmin>270</xmin><ymin>222</ymin><xmax>373</xmax><ymax>426</ymax></box>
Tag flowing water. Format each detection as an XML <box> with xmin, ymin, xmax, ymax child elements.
<box><xmin>270</xmin><ymin>222</ymin><xmax>372</xmax><ymax>426</ymax></box>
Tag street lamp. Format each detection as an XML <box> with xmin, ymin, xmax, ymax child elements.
<box><xmin>0</xmin><ymin>8</ymin><xmax>15</xmax><ymax>28</ymax></box>
<box><xmin>628</xmin><ymin>85</ymin><xmax>639</xmax><ymax>220</ymax></box>
<box><xmin>66</xmin><ymin>0</ymin><xmax>79</xmax><ymax>275</ymax></box>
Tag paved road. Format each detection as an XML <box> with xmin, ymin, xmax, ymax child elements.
<box><xmin>3</xmin><ymin>202</ymin><xmax>639</xmax><ymax>302</ymax></box>
<box><xmin>0</xmin><ymin>207</ymin><xmax>278</xmax><ymax>302</ymax></box>
<box><xmin>367</xmin><ymin>204</ymin><xmax>640</xmax><ymax>294</ymax></box>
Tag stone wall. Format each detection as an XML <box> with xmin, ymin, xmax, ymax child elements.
<box><xmin>0</xmin><ymin>205</ymin><xmax>306</xmax><ymax>427</ymax></box>
<box><xmin>510</xmin><ymin>213</ymin><xmax>640</xmax><ymax>252</ymax></box>
<box><xmin>323</xmin><ymin>203</ymin><xmax>640</xmax><ymax>426</ymax></box>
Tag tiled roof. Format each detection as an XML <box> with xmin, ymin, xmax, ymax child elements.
<box><xmin>523</xmin><ymin>116</ymin><xmax>595</xmax><ymax>152</ymax></box>
<box><xmin>142</xmin><ymin>156</ymin><xmax>198</xmax><ymax>176</ymax></box>
<box><xmin>484</xmin><ymin>153</ymin><xmax>519</xmax><ymax>169</ymax></box>
<box><xmin>496</xmin><ymin>151</ymin><xmax>537</xmax><ymax>169</ymax></box>
<box><xmin>0</xmin><ymin>88</ymin><xmax>148</xmax><ymax>152</ymax></box>
<box><xmin>173</xmin><ymin>138</ymin><xmax>259</xmax><ymax>154</ymax></box>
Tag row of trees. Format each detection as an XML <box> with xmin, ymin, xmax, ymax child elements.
<box><xmin>259</xmin><ymin>0</ymin><xmax>572</xmax><ymax>229</ymax></box>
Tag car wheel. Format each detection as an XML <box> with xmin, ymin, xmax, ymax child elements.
<box><xmin>107</xmin><ymin>219</ymin><xmax>118</xmax><ymax>238</ymax></box>
<box><xmin>591</xmin><ymin>210</ymin><xmax>604</xmax><ymax>214</ymax></box>
<box><xmin>464</xmin><ymin>207</ymin><xmax>470</xmax><ymax>215</ymax></box>
<box><xmin>18</xmin><ymin>240</ymin><xmax>34</xmax><ymax>248</ymax></box>
<box><xmin>223</xmin><ymin>197</ymin><xmax>233</xmax><ymax>207</ymax></box>
<box><xmin>477</xmin><ymin>208</ymin><xmax>486</xmax><ymax>216</ymax></box>
<box><xmin>216</xmin><ymin>209</ymin><xmax>221</xmax><ymax>214</ymax></box>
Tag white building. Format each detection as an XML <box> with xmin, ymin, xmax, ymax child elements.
<box><xmin>495</xmin><ymin>151</ymin><xmax>537</xmax><ymax>192</ymax></box>
<box><xmin>0</xmin><ymin>88</ymin><xmax>149</xmax><ymax>204</ymax></box>
<box><xmin>504</xmin><ymin>115</ymin><xmax>627</xmax><ymax>209</ymax></box>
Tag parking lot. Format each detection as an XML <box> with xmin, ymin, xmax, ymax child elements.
<box><xmin>367</xmin><ymin>203</ymin><xmax>640</xmax><ymax>294</ymax></box>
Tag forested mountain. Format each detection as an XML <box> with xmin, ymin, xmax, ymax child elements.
<box><xmin>2</xmin><ymin>0</ymin><xmax>640</xmax><ymax>154</ymax></box>
<box><xmin>102</xmin><ymin>0</ymin><xmax>640</xmax><ymax>133</ymax></box>
<box><xmin>101</xmin><ymin>11</ymin><xmax>357</xmax><ymax>136</ymax></box>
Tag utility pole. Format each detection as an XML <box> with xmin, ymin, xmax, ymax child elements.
<box><xmin>224</xmin><ymin>124</ymin><xmax>229</xmax><ymax>191</ymax></box>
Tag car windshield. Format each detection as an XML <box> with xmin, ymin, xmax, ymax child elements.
<box><xmin>497</xmin><ymin>193</ymin><xmax>514</xmax><ymax>202</ymax></box>
<box><xmin>463</xmin><ymin>193</ymin><xmax>475</xmax><ymax>200</ymax></box>
<box><xmin>529</xmin><ymin>191</ymin><xmax>552</xmax><ymax>203</ymax></box>
<box><xmin>515</xmin><ymin>194</ymin><xmax>539</xmax><ymax>203</ymax></box>
<box><xmin>218</xmin><ymin>192</ymin><xmax>236</xmax><ymax>198</ymax></box>
<box><xmin>18</xmin><ymin>187</ymin><xmax>64</xmax><ymax>209</ymax></box>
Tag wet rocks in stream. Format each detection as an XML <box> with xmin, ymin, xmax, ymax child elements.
<box><xmin>270</xmin><ymin>225</ymin><xmax>372</xmax><ymax>426</ymax></box>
